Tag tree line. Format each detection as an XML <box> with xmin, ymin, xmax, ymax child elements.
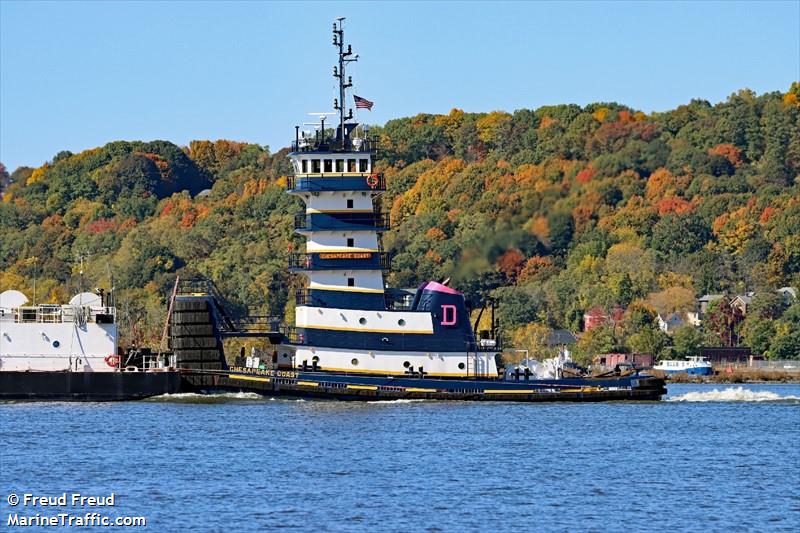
<box><xmin>1</xmin><ymin>84</ymin><xmax>798</xmax><ymax>361</ymax></box>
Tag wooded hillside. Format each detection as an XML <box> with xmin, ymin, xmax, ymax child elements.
<box><xmin>2</xmin><ymin>84</ymin><xmax>799</xmax><ymax>360</ymax></box>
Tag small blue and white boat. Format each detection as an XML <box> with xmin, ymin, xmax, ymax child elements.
<box><xmin>654</xmin><ymin>356</ymin><xmax>714</xmax><ymax>376</ymax></box>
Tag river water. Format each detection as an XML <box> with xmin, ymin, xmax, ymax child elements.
<box><xmin>1</xmin><ymin>384</ymin><xmax>799</xmax><ymax>532</ymax></box>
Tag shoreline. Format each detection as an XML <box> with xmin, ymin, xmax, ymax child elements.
<box><xmin>660</xmin><ymin>371</ymin><xmax>800</xmax><ymax>385</ymax></box>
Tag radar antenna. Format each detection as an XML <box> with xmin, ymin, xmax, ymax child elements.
<box><xmin>333</xmin><ymin>18</ymin><xmax>358</xmax><ymax>149</ymax></box>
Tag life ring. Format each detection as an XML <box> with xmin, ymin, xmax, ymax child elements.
<box><xmin>366</xmin><ymin>174</ymin><xmax>380</xmax><ymax>189</ymax></box>
<box><xmin>104</xmin><ymin>354</ymin><xmax>120</xmax><ymax>368</ymax></box>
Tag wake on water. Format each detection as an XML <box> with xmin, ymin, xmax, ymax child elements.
<box><xmin>146</xmin><ymin>387</ymin><xmax>799</xmax><ymax>404</ymax></box>
<box><xmin>668</xmin><ymin>386</ymin><xmax>800</xmax><ymax>403</ymax></box>
<box><xmin>146</xmin><ymin>392</ymin><xmax>268</xmax><ymax>403</ymax></box>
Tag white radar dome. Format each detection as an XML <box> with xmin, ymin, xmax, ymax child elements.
<box><xmin>0</xmin><ymin>289</ymin><xmax>29</xmax><ymax>310</ymax></box>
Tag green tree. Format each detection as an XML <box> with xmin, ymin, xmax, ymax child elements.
<box><xmin>627</xmin><ymin>327</ymin><xmax>670</xmax><ymax>358</ymax></box>
<box><xmin>741</xmin><ymin>318</ymin><xmax>776</xmax><ymax>356</ymax></box>
<box><xmin>573</xmin><ymin>325</ymin><xmax>617</xmax><ymax>366</ymax></box>
<box><xmin>672</xmin><ymin>325</ymin><xmax>705</xmax><ymax>358</ymax></box>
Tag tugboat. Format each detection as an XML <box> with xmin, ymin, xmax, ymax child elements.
<box><xmin>0</xmin><ymin>288</ymin><xmax>181</xmax><ymax>401</ymax></box>
<box><xmin>180</xmin><ymin>19</ymin><xmax>666</xmax><ymax>402</ymax></box>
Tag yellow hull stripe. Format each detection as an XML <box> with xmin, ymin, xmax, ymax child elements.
<box><xmin>297</xmin><ymin>324</ymin><xmax>433</xmax><ymax>335</ymax></box>
<box><xmin>484</xmin><ymin>389</ymin><xmax>534</xmax><ymax>394</ymax></box>
<box><xmin>296</xmin><ymin>381</ymin><xmax>319</xmax><ymax>387</ymax></box>
<box><xmin>347</xmin><ymin>385</ymin><xmax>378</xmax><ymax>391</ymax></box>
<box><xmin>228</xmin><ymin>374</ymin><xmax>271</xmax><ymax>383</ymax></box>
<box><xmin>404</xmin><ymin>388</ymin><xmax>434</xmax><ymax>392</ymax></box>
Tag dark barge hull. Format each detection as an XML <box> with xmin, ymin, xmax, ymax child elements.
<box><xmin>0</xmin><ymin>371</ymin><xmax>182</xmax><ymax>401</ymax></box>
<box><xmin>181</xmin><ymin>369</ymin><xmax>667</xmax><ymax>402</ymax></box>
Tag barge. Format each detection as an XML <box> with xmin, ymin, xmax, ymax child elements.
<box><xmin>0</xmin><ymin>289</ymin><xmax>180</xmax><ymax>401</ymax></box>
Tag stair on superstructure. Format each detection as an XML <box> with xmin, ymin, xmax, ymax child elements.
<box><xmin>168</xmin><ymin>277</ymin><xmax>285</xmax><ymax>371</ymax></box>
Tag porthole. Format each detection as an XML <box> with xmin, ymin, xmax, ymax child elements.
<box><xmin>52</xmin><ymin>340</ymin><xmax>60</xmax><ymax>348</ymax></box>
<box><xmin>351</xmin><ymin>358</ymin><xmax>359</xmax><ymax>366</ymax></box>
<box><xmin>403</xmin><ymin>361</ymin><xmax>411</xmax><ymax>368</ymax></box>
<box><xmin>398</xmin><ymin>319</ymin><xmax>406</xmax><ymax>326</ymax></box>
<box><xmin>359</xmin><ymin>317</ymin><xmax>367</xmax><ymax>325</ymax></box>
<box><xmin>312</xmin><ymin>356</ymin><xmax>319</xmax><ymax>363</ymax></box>
<box><xmin>458</xmin><ymin>362</ymin><xmax>466</xmax><ymax>370</ymax></box>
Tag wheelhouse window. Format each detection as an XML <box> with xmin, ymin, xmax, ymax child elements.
<box><xmin>335</xmin><ymin>159</ymin><xmax>344</xmax><ymax>172</ymax></box>
<box><xmin>301</xmin><ymin>160</ymin><xmax>308</xmax><ymax>173</ymax></box>
<box><xmin>324</xmin><ymin>159</ymin><xmax>333</xmax><ymax>173</ymax></box>
<box><xmin>348</xmin><ymin>159</ymin><xmax>357</xmax><ymax>172</ymax></box>
<box><xmin>359</xmin><ymin>159</ymin><xmax>369</xmax><ymax>173</ymax></box>
<box><xmin>311</xmin><ymin>159</ymin><xmax>321</xmax><ymax>173</ymax></box>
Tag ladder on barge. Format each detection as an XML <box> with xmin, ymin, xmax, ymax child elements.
<box><xmin>162</xmin><ymin>276</ymin><xmax>284</xmax><ymax>371</ymax></box>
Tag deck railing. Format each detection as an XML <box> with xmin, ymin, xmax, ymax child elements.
<box><xmin>287</xmin><ymin>173</ymin><xmax>386</xmax><ymax>192</ymax></box>
<box><xmin>291</xmin><ymin>136</ymin><xmax>380</xmax><ymax>153</ymax></box>
<box><xmin>2</xmin><ymin>305</ymin><xmax>116</xmax><ymax>324</ymax></box>
<box><xmin>293</xmin><ymin>211</ymin><xmax>390</xmax><ymax>231</ymax></box>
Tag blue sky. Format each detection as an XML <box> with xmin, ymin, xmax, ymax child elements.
<box><xmin>1</xmin><ymin>1</ymin><xmax>798</xmax><ymax>171</ymax></box>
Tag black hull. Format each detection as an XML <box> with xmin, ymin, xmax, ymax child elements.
<box><xmin>181</xmin><ymin>370</ymin><xmax>668</xmax><ymax>402</ymax></box>
<box><xmin>0</xmin><ymin>371</ymin><xmax>182</xmax><ymax>401</ymax></box>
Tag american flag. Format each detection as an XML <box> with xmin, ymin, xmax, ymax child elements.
<box><xmin>354</xmin><ymin>95</ymin><xmax>374</xmax><ymax>110</ymax></box>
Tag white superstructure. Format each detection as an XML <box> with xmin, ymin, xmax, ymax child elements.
<box><xmin>0</xmin><ymin>290</ymin><xmax>118</xmax><ymax>372</ymax></box>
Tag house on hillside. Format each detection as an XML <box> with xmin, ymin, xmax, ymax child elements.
<box><xmin>583</xmin><ymin>307</ymin><xmax>624</xmax><ymax>332</ymax></box>
<box><xmin>730</xmin><ymin>292</ymin><xmax>755</xmax><ymax>315</ymax></box>
<box><xmin>583</xmin><ymin>307</ymin><xmax>607</xmax><ymax>331</ymax></box>
<box><xmin>686</xmin><ymin>310</ymin><xmax>701</xmax><ymax>327</ymax></box>
<box><xmin>545</xmin><ymin>329</ymin><xmax>577</xmax><ymax>359</ymax></box>
<box><xmin>545</xmin><ymin>329</ymin><xmax>577</xmax><ymax>347</ymax></box>
<box><xmin>692</xmin><ymin>288</ymin><xmax>796</xmax><ymax>326</ymax></box>
<box><xmin>657</xmin><ymin>313</ymin><xmax>685</xmax><ymax>333</ymax></box>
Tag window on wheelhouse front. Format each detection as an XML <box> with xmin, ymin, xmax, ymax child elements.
<box><xmin>336</xmin><ymin>159</ymin><xmax>344</xmax><ymax>172</ymax></box>
<box><xmin>311</xmin><ymin>160</ymin><xmax>321</xmax><ymax>173</ymax></box>
<box><xmin>348</xmin><ymin>159</ymin><xmax>357</xmax><ymax>172</ymax></box>
<box><xmin>301</xmin><ymin>160</ymin><xmax>308</xmax><ymax>173</ymax></box>
<box><xmin>359</xmin><ymin>159</ymin><xmax>369</xmax><ymax>173</ymax></box>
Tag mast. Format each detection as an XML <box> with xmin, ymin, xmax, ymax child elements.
<box><xmin>333</xmin><ymin>17</ymin><xmax>357</xmax><ymax>149</ymax></box>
